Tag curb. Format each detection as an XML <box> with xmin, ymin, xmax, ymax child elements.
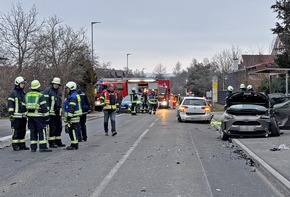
<box><xmin>211</xmin><ymin>121</ymin><xmax>290</xmax><ymax>196</ymax></box>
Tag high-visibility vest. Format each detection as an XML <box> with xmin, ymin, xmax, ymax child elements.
<box><xmin>100</xmin><ymin>90</ymin><xmax>118</xmax><ymax>110</ymax></box>
<box><xmin>25</xmin><ymin>91</ymin><xmax>49</xmax><ymax>117</ymax></box>
<box><xmin>8</xmin><ymin>89</ymin><xmax>27</xmax><ymax>118</ymax></box>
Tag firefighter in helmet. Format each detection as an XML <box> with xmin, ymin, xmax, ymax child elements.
<box><xmin>25</xmin><ymin>80</ymin><xmax>52</xmax><ymax>152</ymax></box>
<box><xmin>130</xmin><ymin>87</ymin><xmax>138</xmax><ymax>115</ymax></box>
<box><xmin>43</xmin><ymin>77</ymin><xmax>65</xmax><ymax>148</ymax></box>
<box><xmin>8</xmin><ymin>76</ymin><xmax>29</xmax><ymax>151</ymax></box>
<box><xmin>148</xmin><ymin>89</ymin><xmax>158</xmax><ymax>115</ymax></box>
<box><xmin>63</xmin><ymin>81</ymin><xmax>82</xmax><ymax>150</ymax></box>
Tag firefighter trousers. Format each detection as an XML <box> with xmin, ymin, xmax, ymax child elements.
<box><xmin>48</xmin><ymin>115</ymin><xmax>63</xmax><ymax>146</ymax></box>
<box><xmin>78</xmin><ymin>114</ymin><xmax>87</xmax><ymax>141</ymax></box>
<box><xmin>11</xmin><ymin>118</ymin><xmax>27</xmax><ymax>149</ymax></box>
<box><xmin>67</xmin><ymin>123</ymin><xmax>79</xmax><ymax>148</ymax></box>
<box><xmin>28</xmin><ymin>117</ymin><xmax>48</xmax><ymax>150</ymax></box>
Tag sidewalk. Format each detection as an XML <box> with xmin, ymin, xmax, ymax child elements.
<box><xmin>211</xmin><ymin>111</ymin><xmax>290</xmax><ymax>195</ymax></box>
<box><xmin>0</xmin><ymin>111</ymin><xmax>104</xmax><ymax>148</ymax></box>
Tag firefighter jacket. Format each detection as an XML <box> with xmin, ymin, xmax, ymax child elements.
<box><xmin>8</xmin><ymin>86</ymin><xmax>27</xmax><ymax>118</ymax></box>
<box><xmin>63</xmin><ymin>91</ymin><xmax>82</xmax><ymax>123</ymax></box>
<box><xmin>130</xmin><ymin>91</ymin><xmax>138</xmax><ymax>104</ymax></box>
<box><xmin>148</xmin><ymin>93</ymin><xmax>158</xmax><ymax>104</ymax></box>
<box><xmin>43</xmin><ymin>86</ymin><xmax>62</xmax><ymax>116</ymax></box>
<box><xmin>141</xmin><ymin>93</ymin><xmax>148</xmax><ymax>103</ymax></box>
<box><xmin>100</xmin><ymin>89</ymin><xmax>118</xmax><ymax>110</ymax></box>
<box><xmin>25</xmin><ymin>90</ymin><xmax>49</xmax><ymax>118</ymax></box>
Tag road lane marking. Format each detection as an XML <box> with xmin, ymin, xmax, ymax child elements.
<box><xmin>189</xmin><ymin>128</ymin><xmax>214</xmax><ymax>197</ymax></box>
<box><xmin>155</xmin><ymin>118</ymin><xmax>159</xmax><ymax>122</ymax></box>
<box><xmin>90</xmin><ymin>128</ymin><xmax>150</xmax><ymax>197</ymax></box>
<box><xmin>149</xmin><ymin>122</ymin><xmax>155</xmax><ymax>128</ymax></box>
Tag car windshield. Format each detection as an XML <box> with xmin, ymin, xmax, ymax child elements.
<box><xmin>183</xmin><ymin>99</ymin><xmax>206</xmax><ymax>106</ymax></box>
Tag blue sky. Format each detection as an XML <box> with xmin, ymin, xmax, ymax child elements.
<box><xmin>1</xmin><ymin>0</ymin><xmax>277</xmax><ymax>73</ymax></box>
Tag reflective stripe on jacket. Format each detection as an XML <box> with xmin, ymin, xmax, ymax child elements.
<box><xmin>64</xmin><ymin>91</ymin><xmax>82</xmax><ymax>123</ymax></box>
<box><xmin>43</xmin><ymin>86</ymin><xmax>62</xmax><ymax>116</ymax></box>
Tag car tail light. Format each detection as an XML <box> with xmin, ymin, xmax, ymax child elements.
<box><xmin>179</xmin><ymin>105</ymin><xmax>188</xmax><ymax>112</ymax></box>
<box><xmin>202</xmin><ymin>106</ymin><xmax>210</xmax><ymax>112</ymax></box>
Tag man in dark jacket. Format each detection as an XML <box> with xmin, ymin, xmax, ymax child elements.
<box><xmin>77</xmin><ymin>88</ymin><xmax>90</xmax><ymax>142</ymax></box>
<box><xmin>43</xmin><ymin>77</ymin><xmax>65</xmax><ymax>148</ymax></box>
<box><xmin>8</xmin><ymin>76</ymin><xmax>29</xmax><ymax>151</ymax></box>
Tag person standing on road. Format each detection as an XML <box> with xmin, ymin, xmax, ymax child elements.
<box><xmin>25</xmin><ymin>80</ymin><xmax>52</xmax><ymax>152</ymax></box>
<box><xmin>43</xmin><ymin>77</ymin><xmax>65</xmax><ymax>148</ymax></box>
<box><xmin>100</xmin><ymin>84</ymin><xmax>118</xmax><ymax>136</ymax></box>
<box><xmin>63</xmin><ymin>81</ymin><xmax>82</xmax><ymax>150</ymax></box>
<box><xmin>130</xmin><ymin>87</ymin><xmax>138</xmax><ymax>115</ymax></box>
<box><xmin>141</xmin><ymin>90</ymin><xmax>148</xmax><ymax>113</ymax></box>
<box><xmin>148</xmin><ymin>89</ymin><xmax>158</xmax><ymax>115</ymax></box>
<box><xmin>77</xmin><ymin>88</ymin><xmax>90</xmax><ymax>142</ymax></box>
<box><xmin>8</xmin><ymin>76</ymin><xmax>29</xmax><ymax>151</ymax></box>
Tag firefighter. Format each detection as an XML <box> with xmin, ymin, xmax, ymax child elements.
<box><xmin>25</xmin><ymin>80</ymin><xmax>52</xmax><ymax>152</ymax></box>
<box><xmin>43</xmin><ymin>77</ymin><xmax>65</xmax><ymax>148</ymax></box>
<box><xmin>63</xmin><ymin>81</ymin><xmax>82</xmax><ymax>150</ymax></box>
<box><xmin>148</xmin><ymin>89</ymin><xmax>158</xmax><ymax>115</ymax></box>
<box><xmin>8</xmin><ymin>76</ymin><xmax>29</xmax><ymax>151</ymax></box>
<box><xmin>141</xmin><ymin>90</ymin><xmax>148</xmax><ymax>113</ymax></box>
<box><xmin>100</xmin><ymin>84</ymin><xmax>118</xmax><ymax>136</ymax></box>
<box><xmin>171</xmin><ymin>94</ymin><xmax>177</xmax><ymax>109</ymax></box>
<box><xmin>227</xmin><ymin>86</ymin><xmax>234</xmax><ymax>96</ymax></box>
<box><xmin>130</xmin><ymin>87</ymin><xmax>138</xmax><ymax>115</ymax></box>
<box><xmin>77</xmin><ymin>87</ymin><xmax>90</xmax><ymax>142</ymax></box>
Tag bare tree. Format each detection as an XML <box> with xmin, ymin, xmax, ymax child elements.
<box><xmin>153</xmin><ymin>63</ymin><xmax>167</xmax><ymax>78</ymax></box>
<box><xmin>0</xmin><ymin>3</ymin><xmax>43</xmax><ymax>72</ymax></box>
<box><xmin>172</xmin><ymin>61</ymin><xmax>182</xmax><ymax>76</ymax></box>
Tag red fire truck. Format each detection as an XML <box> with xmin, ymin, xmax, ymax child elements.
<box><xmin>94</xmin><ymin>78</ymin><xmax>171</xmax><ymax>111</ymax></box>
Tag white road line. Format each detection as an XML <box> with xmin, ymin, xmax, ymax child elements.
<box><xmin>155</xmin><ymin>118</ymin><xmax>159</xmax><ymax>122</ymax></box>
<box><xmin>149</xmin><ymin>122</ymin><xmax>155</xmax><ymax>128</ymax></box>
<box><xmin>90</xmin><ymin>128</ymin><xmax>150</xmax><ymax>197</ymax></box>
<box><xmin>189</xmin><ymin>128</ymin><xmax>214</xmax><ymax>197</ymax></box>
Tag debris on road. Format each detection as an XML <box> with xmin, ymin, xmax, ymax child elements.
<box><xmin>278</xmin><ymin>144</ymin><xmax>289</xmax><ymax>150</ymax></box>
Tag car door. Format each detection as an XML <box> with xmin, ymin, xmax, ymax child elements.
<box><xmin>274</xmin><ymin>100</ymin><xmax>290</xmax><ymax>129</ymax></box>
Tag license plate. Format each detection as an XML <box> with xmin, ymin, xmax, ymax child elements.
<box><xmin>239</xmin><ymin>126</ymin><xmax>252</xmax><ymax>132</ymax></box>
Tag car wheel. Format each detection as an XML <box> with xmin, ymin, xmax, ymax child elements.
<box><xmin>220</xmin><ymin>127</ymin><xmax>229</xmax><ymax>141</ymax></box>
<box><xmin>177</xmin><ymin>115</ymin><xmax>182</xmax><ymax>122</ymax></box>
<box><xmin>270</xmin><ymin>117</ymin><xmax>280</xmax><ymax>137</ymax></box>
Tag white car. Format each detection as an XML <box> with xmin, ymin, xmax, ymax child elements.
<box><xmin>177</xmin><ymin>97</ymin><xmax>211</xmax><ymax>123</ymax></box>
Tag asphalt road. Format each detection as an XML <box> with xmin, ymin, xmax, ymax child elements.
<box><xmin>0</xmin><ymin>110</ymin><xmax>282</xmax><ymax>197</ymax></box>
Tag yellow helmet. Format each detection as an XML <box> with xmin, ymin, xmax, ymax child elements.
<box><xmin>51</xmin><ymin>77</ymin><xmax>61</xmax><ymax>85</ymax></box>
<box><xmin>31</xmin><ymin>80</ymin><xmax>41</xmax><ymax>90</ymax></box>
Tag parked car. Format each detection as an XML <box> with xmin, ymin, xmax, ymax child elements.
<box><xmin>119</xmin><ymin>95</ymin><xmax>143</xmax><ymax>113</ymax></box>
<box><xmin>177</xmin><ymin>97</ymin><xmax>211</xmax><ymax>123</ymax></box>
<box><xmin>220</xmin><ymin>91</ymin><xmax>280</xmax><ymax>141</ymax></box>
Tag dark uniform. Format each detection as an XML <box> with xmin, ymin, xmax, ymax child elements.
<box><xmin>8</xmin><ymin>77</ymin><xmax>29</xmax><ymax>151</ymax></box>
<box><xmin>141</xmin><ymin>92</ymin><xmax>148</xmax><ymax>113</ymax></box>
<box><xmin>77</xmin><ymin>89</ymin><xmax>90</xmax><ymax>142</ymax></box>
<box><xmin>100</xmin><ymin>86</ymin><xmax>118</xmax><ymax>136</ymax></box>
<box><xmin>43</xmin><ymin>84</ymin><xmax>64</xmax><ymax>147</ymax></box>
<box><xmin>148</xmin><ymin>91</ymin><xmax>158</xmax><ymax>115</ymax></box>
<box><xmin>25</xmin><ymin>80</ymin><xmax>51</xmax><ymax>152</ymax></box>
<box><xmin>64</xmin><ymin>82</ymin><xmax>82</xmax><ymax>150</ymax></box>
<box><xmin>130</xmin><ymin>89</ymin><xmax>138</xmax><ymax>115</ymax></box>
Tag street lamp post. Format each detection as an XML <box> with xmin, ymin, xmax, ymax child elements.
<box><xmin>91</xmin><ymin>21</ymin><xmax>101</xmax><ymax>65</ymax></box>
<box><xmin>126</xmin><ymin>53</ymin><xmax>132</xmax><ymax>76</ymax></box>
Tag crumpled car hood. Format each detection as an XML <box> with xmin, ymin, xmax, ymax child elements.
<box><xmin>226</xmin><ymin>91</ymin><xmax>269</xmax><ymax>108</ymax></box>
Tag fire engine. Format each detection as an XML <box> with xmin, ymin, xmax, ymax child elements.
<box><xmin>94</xmin><ymin>78</ymin><xmax>171</xmax><ymax>111</ymax></box>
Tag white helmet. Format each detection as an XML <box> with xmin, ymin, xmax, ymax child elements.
<box><xmin>240</xmin><ymin>84</ymin><xmax>246</xmax><ymax>89</ymax></box>
<box><xmin>51</xmin><ymin>77</ymin><xmax>61</xmax><ymax>85</ymax></box>
<box><xmin>132</xmin><ymin>87</ymin><xmax>136</xmax><ymax>91</ymax></box>
<box><xmin>65</xmin><ymin>81</ymin><xmax>77</xmax><ymax>90</ymax></box>
<box><xmin>227</xmin><ymin>86</ymin><xmax>234</xmax><ymax>91</ymax></box>
<box><xmin>247</xmin><ymin>85</ymin><xmax>253</xmax><ymax>91</ymax></box>
<box><xmin>14</xmin><ymin>76</ymin><xmax>26</xmax><ymax>85</ymax></box>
